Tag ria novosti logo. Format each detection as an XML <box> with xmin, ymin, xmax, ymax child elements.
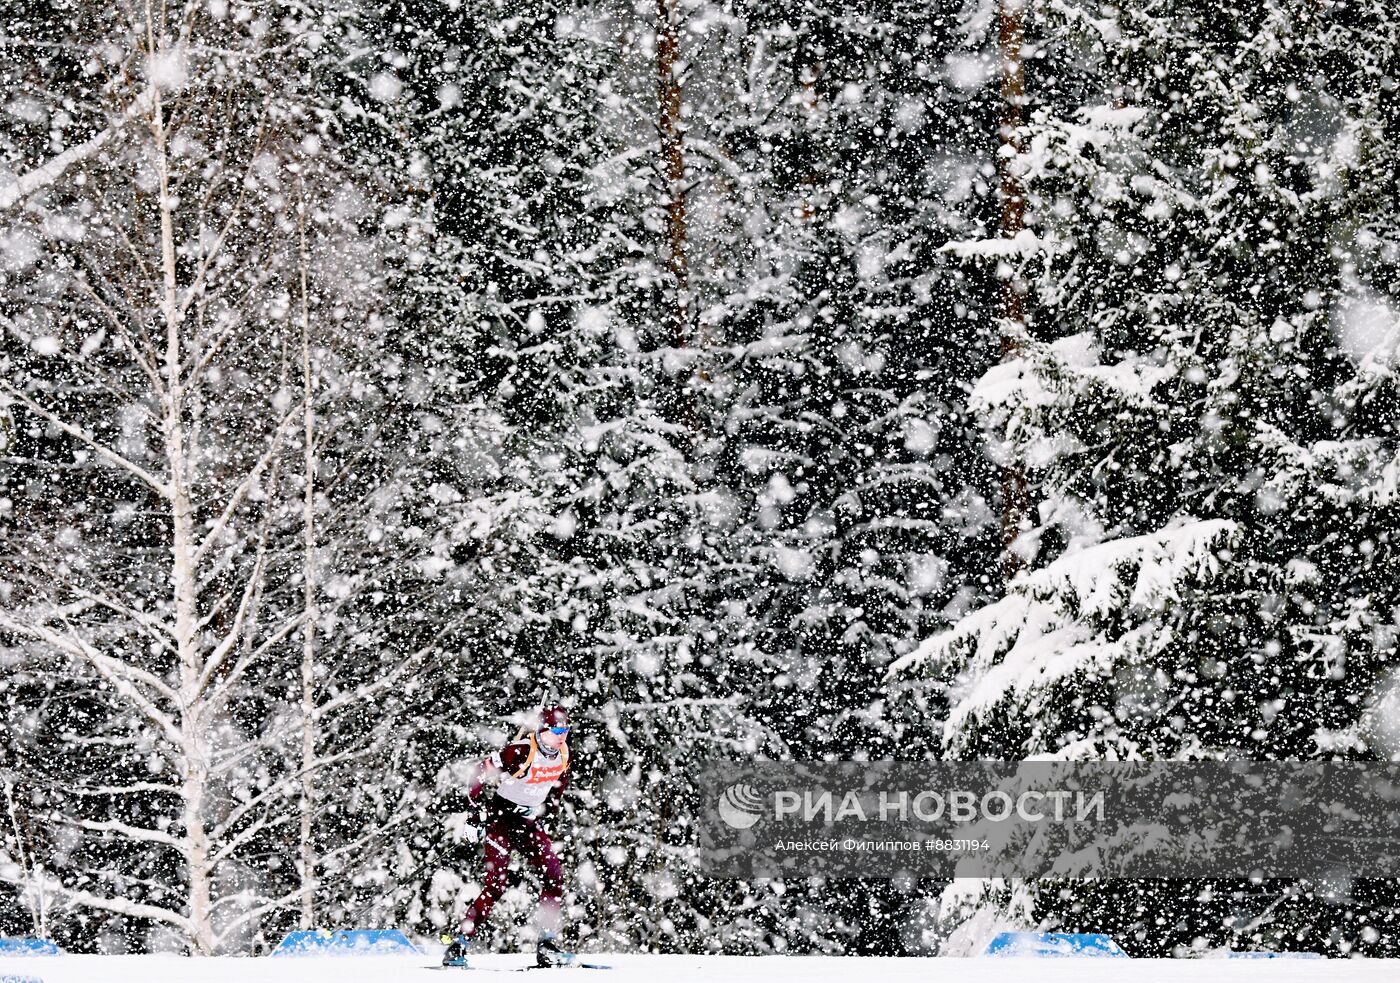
<box><xmin>715</xmin><ymin>781</ymin><xmax>1108</xmax><ymax>830</ymax></box>
<box><xmin>717</xmin><ymin>783</ymin><xmax>765</xmax><ymax>829</ymax></box>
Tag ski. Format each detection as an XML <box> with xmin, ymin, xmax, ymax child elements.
<box><xmin>428</xmin><ymin>965</ymin><xmax>612</xmax><ymax>973</ymax></box>
<box><xmin>428</xmin><ymin>958</ymin><xmax>612</xmax><ymax>972</ymax></box>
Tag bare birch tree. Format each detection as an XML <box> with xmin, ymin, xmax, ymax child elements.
<box><xmin>0</xmin><ymin>1</ymin><xmax>431</xmax><ymax>953</ymax></box>
<box><xmin>0</xmin><ymin>776</ymin><xmax>51</xmax><ymax>939</ymax></box>
<box><xmin>295</xmin><ymin>183</ymin><xmax>319</xmax><ymax>932</ymax></box>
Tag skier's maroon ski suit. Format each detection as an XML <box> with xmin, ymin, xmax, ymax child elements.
<box><xmin>459</xmin><ymin>721</ymin><xmax>570</xmax><ymax>939</ymax></box>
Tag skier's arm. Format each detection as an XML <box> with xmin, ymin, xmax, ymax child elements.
<box><xmin>538</xmin><ymin>767</ymin><xmax>570</xmax><ymax>819</ymax></box>
<box><xmin>465</xmin><ymin>762</ymin><xmax>496</xmax><ymax>804</ymax></box>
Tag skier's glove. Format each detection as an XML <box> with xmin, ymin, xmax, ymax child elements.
<box><xmin>446</xmin><ymin>810</ymin><xmax>484</xmax><ymax>844</ymax></box>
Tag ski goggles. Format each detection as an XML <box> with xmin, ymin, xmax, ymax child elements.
<box><xmin>547</xmin><ymin>726</ymin><xmax>571</xmax><ymax>735</ymax></box>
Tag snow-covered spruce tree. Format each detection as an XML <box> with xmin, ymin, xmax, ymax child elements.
<box><xmin>698</xmin><ymin>0</ymin><xmax>1003</xmax><ymax>769</ymax></box>
<box><xmin>431</xmin><ymin>1</ymin><xmax>1008</xmax><ymax>953</ymax></box>
<box><xmin>893</xmin><ymin>0</ymin><xmax>1400</xmax><ymax>956</ymax></box>
<box><xmin>0</xmin><ymin>0</ymin><xmax>437</xmax><ymax>954</ymax></box>
<box><xmin>330</xmin><ymin>0</ymin><xmax>743</xmax><ymax>952</ymax></box>
<box><xmin>346</xmin><ymin>0</ymin><xmax>996</xmax><ymax>954</ymax></box>
<box><xmin>395</xmin><ymin>0</ymin><xmax>820</xmax><ymax>953</ymax></box>
<box><xmin>619</xmin><ymin>0</ymin><xmax>1012</xmax><ymax>954</ymax></box>
<box><xmin>527</xmin><ymin>1</ymin><xmax>1006</xmax><ymax>952</ymax></box>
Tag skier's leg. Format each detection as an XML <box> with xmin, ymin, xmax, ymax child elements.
<box><xmin>524</xmin><ymin>820</ymin><xmax>565</xmax><ymax>938</ymax></box>
<box><xmin>459</xmin><ymin>814</ymin><xmax>516</xmax><ymax>938</ymax></box>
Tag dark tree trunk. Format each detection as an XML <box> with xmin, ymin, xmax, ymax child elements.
<box><xmin>998</xmin><ymin>0</ymin><xmax>1030</xmax><ymax>583</ymax></box>
<box><xmin>656</xmin><ymin>0</ymin><xmax>690</xmax><ymax>353</ymax></box>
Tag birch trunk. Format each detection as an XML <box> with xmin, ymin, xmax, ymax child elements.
<box><xmin>297</xmin><ymin>192</ymin><xmax>319</xmax><ymax>930</ymax></box>
<box><xmin>147</xmin><ymin>6</ymin><xmax>214</xmax><ymax>954</ymax></box>
<box><xmin>3</xmin><ymin>780</ymin><xmax>48</xmax><ymax>939</ymax></box>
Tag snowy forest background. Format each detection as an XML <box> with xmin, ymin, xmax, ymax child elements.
<box><xmin>1</xmin><ymin>0</ymin><xmax>1398</xmax><ymax>960</ymax></box>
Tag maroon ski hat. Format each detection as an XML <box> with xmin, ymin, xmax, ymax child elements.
<box><xmin>538</xmin><ymin>704</ymin><xmax>570</xmax><ymax>730</ymax></box>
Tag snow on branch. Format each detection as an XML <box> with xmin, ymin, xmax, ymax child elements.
<box><xmin>192</xmin><ymin>398</ymin><xmax>305</xmax><ymax>564</ymax></box>
<box><xmin>46</xmin><ymin>814</ymin><xmax>184</xmax><ymax>850</ymax></box>
<box><xmin>40</xmin><ymin>879</ymin><xmax>190</xmax><ymax>932</ymax></box>
<box><xmin>938</xmin><ymin>228</ymin><xmax>1055</xmax><ymax>259</ymax></box>
<box><xmin>972</xmin><ymin>331</ymin><xmax>1172</xmax><ymax>424</ymax></box>
<box><xmin>0</xmin><ymin>96</ymin><xmax>152</xmax><ymax>212</ymax></box>
<box><xmin>1044</xmin><ymin>0</ymin><xmax>1123</xmax><ymax>43</ymax></box>
<box><xmin>1254</xmin><ymin>423</ymin><xmax>1400</xmax><ymax>510</ymax></box>
<box><xmin>967</xmin><ymin>332</ymin><xmax>1174</xmax><ymax>473</ymax></box>
<box><xmin>0</xmin><ymin>381</ymin><xmax>171</xmax><ymax>497</ymax></box>
<box><xmin>889</xmin><ymin>519</ymin><xmax>1238</xmax><ymax>750</ymax></box>
<box><xmin>0</xmin><ymin>613</ymin><xmax>181</xmax><ymax>743</ymax></box>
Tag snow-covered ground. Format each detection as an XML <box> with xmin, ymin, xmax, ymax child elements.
<box><xmin>1</xmin><ymin>953</ymin><xmax>1395</xmax><ymax>983</ymax></box>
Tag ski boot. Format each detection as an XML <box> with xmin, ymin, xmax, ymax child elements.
<box><xmin>536</xmin><ymin>934</ymin><xmax>572</xmax><ymax>968</ymax></box>
<box><xmin>441</xmin><ymin>933</ymin><xmax>471</xmax><ymax>968</ymax></box>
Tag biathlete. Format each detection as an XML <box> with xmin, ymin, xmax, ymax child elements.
<box><xmin>442</xmin><ymin>705</ymin><xmax>573</xmax><ymax>968</ymax></box>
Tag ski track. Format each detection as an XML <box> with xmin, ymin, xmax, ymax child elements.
<box><xmin>1</xmin><ymin>954</ymin><xmax>1397</xmax><ymax>983</ymax></box>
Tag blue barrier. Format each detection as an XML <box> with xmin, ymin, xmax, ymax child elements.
<box><xmin>985</xmin><ymin>932</ymin><xmax>1128</xmax><ymax>957</ymax></box>
<box><xmin>0</xmin><ymin>937</ymin><xmax>61</xmax><ymax>956</ymax></box>
<box><xmin>271</xmin><ymin>928</ymin><xmax>419</xmax><ymax>956</ymax></box>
